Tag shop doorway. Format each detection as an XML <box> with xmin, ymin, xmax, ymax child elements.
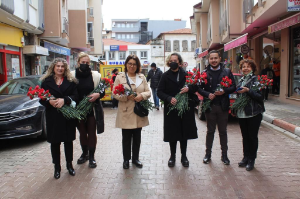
<box><xmin>25</xmin><ymin>55</ymin><xmax>32</xmax><ymax>76</ymax></box>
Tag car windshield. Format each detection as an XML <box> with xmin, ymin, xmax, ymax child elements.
<box><xmin>0</xmin><ymin>78</ymin><xmax>41</xmax><ymax>95</ymax></box>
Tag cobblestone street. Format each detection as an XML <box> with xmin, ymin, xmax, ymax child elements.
<box><xmin>0</xmin><ymin>107</ymin><xmax>300</xmax><ymax>199</ymax></box>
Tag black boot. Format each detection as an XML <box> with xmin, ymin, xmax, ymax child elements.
<box><xmin>89</xmin><ymin>148</ymin><xmax>97</xmax><ymax>168</ymax></box>
<box><xmin>77</xmin><ymin>145</ymin><xmax>88</xmax><ymax>164</ymax></box>
<box><xmin>54</xmin><ymin>164</ymin><xmax>61</xmax><ymax>179</ymax></box>
<box><xmin>181</xmin><ymin>156</ymin><xmax>189</xmax><ymax>167</ymax></box>
<box><xmin>246</xmin><ymin>159</ymin><xmax>255</xmax><ymax>171</ymax></box>
<box><xmin>238</xmin><ymin>157</ymin><xmax>248</xmax><ymax>167</ymax></box>
<box><xmin>66</xmin><ymin>162</ymin><xmax>75</xmax><ymax>176</ymax></box>
<box><xmin>221</xmin><ymin>154</ymin><xmax>230</xmax><ymax>165</ymax></box>
<box><xmin>168</xmin><ymin>154</ymin><xmax>176</xmax><ymax>167</ymax></box>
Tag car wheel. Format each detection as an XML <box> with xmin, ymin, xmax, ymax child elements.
<box><xmin>198</xmin><ymin>102</ymin><xmax>206</xmax><ymax>121</ymax></box>
<box><xmin>39</xmin><ymin>112</ymin><xmax>47</xmax><ymax>139</ymax></box>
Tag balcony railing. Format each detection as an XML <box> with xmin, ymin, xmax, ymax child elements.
<box><xmin>219</xmin><ymin>9</ymin><xmax>227</xmax><ymax>38</ymax></box>
<box><xmin>63</xmin><ymin>17</ymin><xmax>69</xmax><ymax>35</ymax></box>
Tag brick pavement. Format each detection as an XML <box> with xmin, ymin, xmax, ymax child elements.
<box><xmin>0</xmin><ymin>108</ymin><xmax>300</xmax><ymax>199</ymax></box>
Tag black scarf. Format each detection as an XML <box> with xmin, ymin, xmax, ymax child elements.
<box><xmin>76</xmin><ymin>67</ymin><xmax>91</xmax><ymax>78</ymax></box>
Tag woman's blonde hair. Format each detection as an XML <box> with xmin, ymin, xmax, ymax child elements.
<box><xmin>40</xmin><ymin>57</ymin><xmax>77</xmax><ymax>83</ymax></box>
<box><xmin>165</xmin><ymin>53</ymin><xmax>183</xmax><ymax>67</ymax></box>
<box><xmin>77</xmin><ymin>52</ymin><xmax>90</xmax><ymax>68</ymax></box>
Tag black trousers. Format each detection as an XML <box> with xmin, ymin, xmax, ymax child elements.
<box><xmin>51</xmin><ymin>142</ymin><xmax>73</xmax><ymax>165</ymax></box>
<box><xmin>264</xmin><ymin>88</ymin><xmax>269</xmax><ymax>100</ymax></box>
<box><xmin>205</xmin><ymin>105</ymin><xmax>228</xmax><ymax>156</ymax></box>
<box><xmin>122</xmin><ymin>128</ymin><xmax>142</xmax><ymax>161</ymax></box>
<box><xmin>112</xmin><ymin>98</ymin><xmax>118</xmax><ymax>108</ymax></box>
<box><xmin>238</xmin><ymin>113</ymin><xmax>262</xmax><ymax>160</ymax></box>
<box><xmin>169</xmin><ymin>140</ymin><xmax>187</xmax><ymax>157</ymax></box>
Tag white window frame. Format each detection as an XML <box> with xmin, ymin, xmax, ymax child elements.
<box><xmin>119</xmin><ymin>51</ymin><xmax>126</xmax><ymax>60</ymax></box>
<box><xmin>89</xmin><ymin>7</ymin><xmax>94</xmax><ymax>17</ymax></box>
<box><xmin>140</xmin><ymin>51</ymin><xmax>147</xmax><ymax>59</ymax></box>
<box><xmin>122</xmin><ymin>34</ymin><xmax>125</xmax><ymax>39</ymax></box>
<box><xmin>129</xmin><ymin>51</ymin><xmax>137</xmax><ymax>55</ymax></box>
<box><xmin>109</xmin><ymin>51</ymin><xmax>115</xmax><ymax>60</ymax></box>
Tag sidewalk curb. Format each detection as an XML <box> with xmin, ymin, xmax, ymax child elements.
<box><xmin>262</xmin><ymin>113</ymin><xmax>300</xmax><ymax>135</ymax></box>
<box><xmin>261</xmin><ymin>121</ymin><xmax>300</xmax><ymax>142</ymax></box>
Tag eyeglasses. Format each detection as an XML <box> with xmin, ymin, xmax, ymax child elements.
<box><xmin>127</xmin><ymin>63</ymin><xmax>137</xmax><ymax>67</ymax></box>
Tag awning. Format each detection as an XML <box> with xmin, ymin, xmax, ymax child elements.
<box><xmin>23</xmin><ymin>45</ymin><xmax>49</xmax><ymax>56</ymax></box>
<box><xmin>89</xmin><ymin>55</ymin><xmax>99</xmax><ymax>62</ymax></box>
<box><xmin>224</xmin><ymin>33</ymin><xmax>248</xmax><ymax>52</ymax></box>
<box><xmin>198</xmin><ymin>50</ymin><xmax>208</xmax><ymax>58</ymax></box>
<box><xmin>268</xmin><ymin>12</ymin><xmax>300</xmax><ymax>34</ymax></box>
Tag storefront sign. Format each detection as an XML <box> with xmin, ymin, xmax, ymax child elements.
<box><xmin>44</xmin><ymin>41</ymin><xmax>70</xmax><ymax>56</ymax></box>
<box><xmin>198</xmin><ymin>50</ymin><xmax>208</xmax><ymax>58</ymax></box>
<box><xmin>108</xmin><ymin>61</ymin><xmax>125</xmax><ymax>65</ymax></box>
<box><xmin>268</xmin><ymin>12</ymin><xmax>300</xmax><ymax>33</ymax></box>
<box><xmin>287</xmin><ymin>0</ymin><xmax>300</xmax><ymax>11</ymax></box>
<box><xmin>241</xmin><ymin>45</ymin><xmax>250</xmax><ymax>54</ymax></box>
<box><xmin>110</xmin><ymin>45</ymin><xmax>128</xmax><ymax>51</ymax></box>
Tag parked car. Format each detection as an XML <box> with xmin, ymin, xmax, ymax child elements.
<box><xmin>195</xmin><ymin>73</ymin><xmax>242</xmax><ymax>120</ymax></box>
<box><xmin>0</xmin><ymin>76</ymin><xmax>46</xmax><ymax>139</ymax></box>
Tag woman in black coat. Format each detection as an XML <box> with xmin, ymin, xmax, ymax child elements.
<box><xmin>40</xmin><ymin>58</ymin><xmax>78</xmax><ymax>179</ymax></box>
<box><xmin>234</xmin><ymin>59</ymin><xmax>265</xmax><ymax>171</ymax></box>
<box><xmin>157</xmin><ymin>53</ymin><xmax>198</xmax><ymax>167</ymax></box>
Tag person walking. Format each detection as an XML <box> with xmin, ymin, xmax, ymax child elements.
<box><xmin>157</xmin><ymin>53</ymin><xmax>198</xmax><ymax>167</ymax></box>
<box><xmin>111</xmin><ymin>68</ymin><xmax>119</xmax><ymax>109</ymax></box>
<box><xmin>197</xmin><ymin>50</ymin><xmax>236</xmax><ymax>165</ymax></box>
<box><xmin>71</xmin><ymin>52</ymin><xmax>105</xmax><ymax>168</ymax></box>
<box><xmin>146</xmin><ymin>63</ymin><xmax>162</xmax><ymax>110</ymax></box>
<box><xmin>234</xmin><ymin>59</ymin><xmax>265</xmax><ymax>171</ymax></box>
<box><xmin>113</xmin><ymin>55</ymin><xmax>151</xmax><ymax>169</ymax></box>
<box><xmin>40</xmin><ymin>58</ymin><xmax>78</xmax><ymax>179</ymax></box>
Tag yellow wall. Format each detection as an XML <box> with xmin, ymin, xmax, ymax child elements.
<box><xmin>0</xmin><ymin>23</ymin><xmax>23</xmax><ymax>47</ymax></box>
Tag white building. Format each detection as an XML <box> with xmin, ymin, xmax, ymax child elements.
<box><xmin>149</xmin><ymin>28</ymin><xmax>197</xmax><ymax>72</ymax></box>
<box><xmin>100</xmin><ymin>39</ymin><xmax>151</xmax><ymax>74</ymax></box>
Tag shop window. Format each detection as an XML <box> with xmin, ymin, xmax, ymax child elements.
<box><xmin>89</xmin><ymin>8</ymin><xmax>93</xmax><ymax>17</ymax></box>
<box><xmin>109</xmin><ymin>51</ymin><xmax>115</xmax><ymax>60</ymax></box>
<box><xmin>99</xmin><ymin>52</ymin><xmax>106</xmax><ymax>60</ymax></box>
<box><xmin>6</xmin><ymin>54</ymin><xmax>20</xmax><ymax>81</ymax></box>
<box><xmin>165</xmin><ymin>40</ymin><xmax>171</xmax><ymax>52</ymax></box>
<box><xmin>140</xmin><ymin>51</ymin><xmax>147</xmax><ymax>59</ymax></box>
<box><xmin>173</xmin><ymin>40</ymin><xmax>180</xmax><ymax>52</ymax></box>
<box><xmin>291</xmin><ymin>26</ymin><xmax>300</xmax><ymax>97</ymax></box>
<box><xmin>122</xmin><ymin>34</ymin><xmax>125</xmax><ymax>39</ymax></box>
<box><xmin>119</xmin><ymin>51</ymin><xmax>126</xmax><ymax>60</ymax></box>
<box><xmin>182</xmin><ymin>40</ymin><xmax>188</xmax><ymax>52</ymax></box>
<box><xmin>191</xmin><ymin>40</ymin><xmax>196</xmax><ymax>52</ymax></box>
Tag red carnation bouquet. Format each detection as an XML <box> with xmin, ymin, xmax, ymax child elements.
<box><xmin>27</xmin><ymin>85</ymin><xmax>82</xmax><ymax>120</ymax></box>
<box><xmin>168</xmin><ymin>70</ymin><xmax>203</xmax><ymax>117</ymax></box>
<box><xmin>231</xmin><ymin>75</ymin><xmax>273</xmax><ymax>112</ymax></box>
<box><xmin>113</xmin><ymin>84</ymin><xmax>153</xmax><ymax>111</ymax></box>
<box><xmin>202</xmin><ymin>76</ymin><xmax>233</xmax><ymax>112</ymax></box>
<box><xmin>76</xmin><ymin>77</ymin><xmax>112</xmax><ymax>119</ymax></box>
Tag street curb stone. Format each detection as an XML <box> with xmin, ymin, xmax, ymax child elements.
<box><xmin>262</xmin><ymin>113</ymin><xmax>276</xmax><ymax>124</ymax></box>
<box><xmin>273</xmin><ymin>118</ymin><xmax>297</xmax><ymax>133</ymax></box>
<box><xmin>261</xmin><ymin>121</ymin><xmax>300</xmax><ymax>142</ymax></box>
<box><xmin>295</xmin><ymin>127</ymin><xmax>300</xmax><ymax>137</ymax></box>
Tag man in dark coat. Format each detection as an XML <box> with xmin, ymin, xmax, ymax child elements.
<box><xmin>157</xmin><ymin>53</ymin><xmax>198</xmax><ymax>168</ymax></box>
<box><xmin>197</xmin><ymin>50</ymin><xmax>236</xmax><ymax>165</ymax></box>
<box><xmin>147</xmin><ymin>63</ymin><xmax>162</xmax><ymax>110</ymax></box>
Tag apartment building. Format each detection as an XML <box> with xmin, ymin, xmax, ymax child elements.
<box><xmin>0</xmin><ymin>0</ymin><xmax>46</xmax><ymax>84</ymax></box>
<box><xmin>111</xmin><ymin>19</ymin><xmax>186</xmax><ymax>44</ymax></box>
<box><xmin>190</xmin><ymin>0</ymin><xmax>300</xmax><ymax>105</ymax></box>
<box><xmin>149</xmin><ymin>28</ymin><xmax>196</xmax><ymax>71</ymax></box>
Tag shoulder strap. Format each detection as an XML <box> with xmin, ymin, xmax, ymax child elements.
<box><xmin>125</xmin><ymin>73</ymin><xmax>132</xmax><ymax>90</ymax></box>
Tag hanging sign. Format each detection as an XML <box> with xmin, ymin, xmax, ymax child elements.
<box><xmin>287</xmin><ymin>0</ymin><xmax>300</xmax><ymax>12</ymax></box>
<box><xmin>241</xmin><ymin>45</ymin><xmax>250</xmax><ymax>54</ymax></box>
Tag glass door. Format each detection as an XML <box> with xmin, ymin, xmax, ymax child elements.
<box><xmin>291</xmin><ymin>26</ymin><xmax>300</xmax><ymax>97</ymax></box>
<box><xmin>0</xmin><ymin>53</ymin><xmax>4</xmax><ymax>85</ymax></box>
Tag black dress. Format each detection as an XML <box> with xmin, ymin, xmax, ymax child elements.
<box><xmin>40</xmin><ymin>76</ymin><xmax>78</xmax><ymax>143</ymax></box>
<box><xmin>157</xmin><ymin>67</ymin><xmax>198</xmax><ymax>142</ymax></box>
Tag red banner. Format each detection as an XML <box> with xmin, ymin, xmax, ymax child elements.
<box><xmin>119</xmin><ymin>45</ymin><xmax>128</xmax><ymax>51</ymax></box>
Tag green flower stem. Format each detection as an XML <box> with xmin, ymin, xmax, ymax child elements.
<box><xmin>167</xmin><ymin>92</ymin><xmax>189</xmax><ymax>118</ymax></box>
<box><xmin>201</xmin><ymin>98</ymin><xmax>212</xmax><ymax>113</ymax></box>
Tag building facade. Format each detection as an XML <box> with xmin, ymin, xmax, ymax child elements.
<box><xmin>149</xmin><ymin>28</ymin><xmax>196</xmax><ymax>72</ymax></box>
<box><xmin>190</xmin><ymin>0</ymin><xmax>300</xmax><ymax>106</ymax></box>
<box><xmin>111</xmin><ymin>19</ymin><xmax>186</xmax><ymax>44</ymax></box>
<box><xmin>0</xmin><ymin>0</ymin><xmax>46</xmax><ymax>85</ymax></box>
<box><xmin>100</xmin><ymin>38</ymin><xmax>151</xmax><ymax>74</ymax></box>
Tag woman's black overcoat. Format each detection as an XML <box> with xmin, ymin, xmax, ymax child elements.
<box><xmin>157</xmin><ymin>67</ymin><xmax>198</xmax><ymax>142</ymax></box>
<box><xmin>40</xmin><ymin>76</ymin><xmax>78</xmax><ymax>143</ymax></box>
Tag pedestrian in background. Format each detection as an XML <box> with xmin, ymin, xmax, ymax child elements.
<box><xmin>113</xmin><ymin>55</ymin><xmax>151</xmax><ymax>169</ymax></box>
<box><xmin>272</xmin><ymin>58</ymin><xmax>280</xmax><ymax>94</ymax></box>
<box><xmin>234</xmin><ymin>59</ymin><xmax>265</xmax><ymax>171</ymax></box>
<box><xmin>40</xmin><ymin>58</ymin><xmax>78</xmax><ymax>179</ymax></box>
<box><xmin>146</xmin><ymin>63</ymin><xmax>162</xmax><ymax>110</ymax></box>
<box><xmin>71</xmin><ymin>52</ymin><xmax>105</xmax><ymax>168</ymax></box>
<box><xmin>111</xmin><ymin>68</ymin><xmax>119</xmax><ymax>109</ymax></box>
<box><xmin>157</xmin><ymin>53</ymin><xmax>198</xmax><ymax>168</ymax></box>
<box><xmin>197</xmin><ymin>50</ymin><xmax>236</xmax><ymax>165</ymax></box>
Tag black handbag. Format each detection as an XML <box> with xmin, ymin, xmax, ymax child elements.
<box><xmin>125</xmin><ymin>73</ymin><xmax>149</xmax><ymax>117</ymax></box>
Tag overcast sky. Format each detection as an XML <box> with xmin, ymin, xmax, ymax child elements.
<box><xmin>102</xmin><ymin>0</ymin><xmax>201</xmax><ymax>30</ymax></box>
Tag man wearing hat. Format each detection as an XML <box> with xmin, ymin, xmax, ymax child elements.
<box><xmin>147</xmin><ymin>63</ymin><xmax>163</xmax><ymax>110</ymax></box>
